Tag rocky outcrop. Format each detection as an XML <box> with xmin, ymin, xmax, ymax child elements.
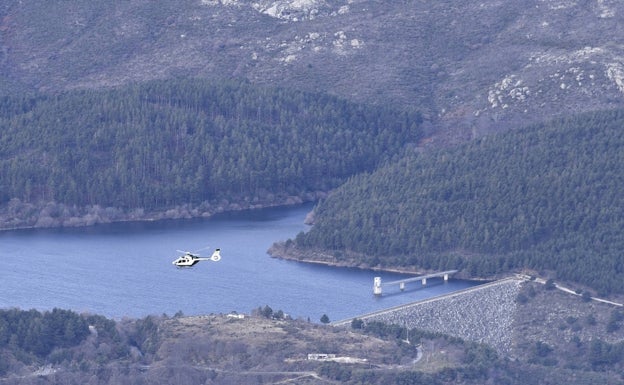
<box><xmin>3</xmin><ymin>1</ymin><xmax>624</xmax><ymax>140</ymax></box>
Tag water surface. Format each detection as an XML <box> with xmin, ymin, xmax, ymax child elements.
<box><xmin>1</xmin><ymin>204</ymin><xmax>478</xmax><ymax>322</ymax></box>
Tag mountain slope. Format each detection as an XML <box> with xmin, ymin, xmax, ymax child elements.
<box><xmin>0</xmin><ymin>78</ymin><xmax>421</xmax><ymax>228</ymax></box>
<box><xmin>2</xmin><ymin>0</ymin><xmax>624</xmax><ymax>141</ymax></box>
<box><xmin>2</xmin><ymin>296</ymin><xmax>624</xmax><ymax>384</ymax></box>
<box><xmin>290</xmin><ymin>109</ymin><xmax>624</xmax><ymax>295</ymax></box>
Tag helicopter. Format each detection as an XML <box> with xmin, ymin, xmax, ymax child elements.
<box><xmin>172</xmin><ymin>248</ymin><xmax>221</xmax><ymax>267</ymax></box>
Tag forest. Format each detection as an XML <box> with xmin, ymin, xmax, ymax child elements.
<box><xmin>294</xmin><ymin>109</ymin><xmax>624</xmax><ymax>296</ymax></box>
<box><xmin>0</xmin><ymin>307</ymin><xmax>166</xmax><ymax>380</ymax></box>
<box><xmin>0</xmin><ymin>308</ymin><xmax>90</xmax><ymax>360</ymax></box>
<box><xmin>0</xmin><ymin>78</ymin><xmax>422</xmax><ymax>217</ymax></box>
<box><xmin>0</xmin><ymin>308</ymin><xmax>127</xmax><ymax>375</ymax></box>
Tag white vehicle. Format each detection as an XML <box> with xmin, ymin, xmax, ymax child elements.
<box><xmin>172</xmin><ymin>248</ymin><xmax>221</xmax><ymax>267</ymax></box>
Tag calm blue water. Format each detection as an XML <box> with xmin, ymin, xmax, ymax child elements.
<box><xmin>0</xmin><ymin>204</ymin><xmax>478</xmax><ymax>322</ymax></box>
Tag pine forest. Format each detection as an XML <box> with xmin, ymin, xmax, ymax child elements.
<box><xmin>294</xmin><ymin>109</ymin><xmax>624</xmax><ymax>295</ymax></box>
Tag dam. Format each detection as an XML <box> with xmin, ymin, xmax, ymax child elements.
<box><xmin>335</xmin><ymin>277</ymin><xmax>523</xmax><ymax>354</ymax></box>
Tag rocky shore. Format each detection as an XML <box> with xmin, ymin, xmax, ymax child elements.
<box><xmin>268</xmin><ymin>241</ymin><xmax>499</xmax><ymax>279</ymax></box>
<box><xmin>268</xmin><ymin>242</ymin><xmax>379</xmax><ymax>270</ymax></box>
<box><xmin>0</xmin><ymin>193</ymin><xmax>323</xmax><ymax>231</ymax></box>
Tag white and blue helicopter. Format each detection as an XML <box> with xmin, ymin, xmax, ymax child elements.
<box><xmin>172</xmin><ymin>248</ymin><xmax>221</xmax><ymax>267</ymax></box>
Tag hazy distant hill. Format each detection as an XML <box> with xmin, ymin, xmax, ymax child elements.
<box><xmin>2</xmin><ymin>0</ymin><xmax>624</xmax><ymax>141</ymax></box>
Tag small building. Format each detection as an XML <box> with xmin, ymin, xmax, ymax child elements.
<box><xmin>307</xmin><ymin>353</ymin><xmax>336</xmax><ymax>361</ymax></box>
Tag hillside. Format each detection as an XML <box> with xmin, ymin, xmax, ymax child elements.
<box><xmin>286</xmin><ymin>109</ymin><xmax>624</xmax><ymax>296</ymax></box>
<box><xmin>1</xmin><ymin>1</ymin><xmax>624</xmax><ymax>142</ymax></box>
<box><xmin>1</xmin><ymin>285</ymin><xmax>623</xmax><ymax>385</ymax></box>
<box><xmin>0</xmin><ymin>78</ymin><xmax>421</xmax><ymax>229</ymax></box>
<box><xmin>2</xmin><ymin>2</ymin><xmax>623</xmax><ymax>383</ymax></box>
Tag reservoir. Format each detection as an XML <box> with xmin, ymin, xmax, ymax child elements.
<box><xmin>1</xmin><ymin>204</ymin><xmax>478</xmax><ymax>322</ymax></box>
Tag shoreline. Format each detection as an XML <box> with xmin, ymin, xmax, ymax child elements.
<box><xmin>267</xmin><ymin>242</ymin><xmax>495</xmax><ymax>281</ymax></box>
<box><xmin>270</xmin><ymin>253</ymin><xmax>426</xmax><ymax>276</ymax></box>
<box><xmin>0</xmin><ymin>193</ymin><xmax>323</xmax><ymax>232</ymax></box>
<box><xmin>271</xmin><ymin>244</ymin><xmax>624</xmax><ymax>306</ymax></box>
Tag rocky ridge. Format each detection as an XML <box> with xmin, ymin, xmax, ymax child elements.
<box><xmin>2</xmin><ymin>0</ymin><xmax>624</xmax><ymax>142</ymax></box>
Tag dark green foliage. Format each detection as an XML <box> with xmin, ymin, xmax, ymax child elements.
<box><xmin>0</xmin><ymin>78</ymin><xmax>422</xmax><ymax>211</ymax></box>
<box><xmin>295</xmin><ymin>109</ymin><xmax>624</xmax><ymax>294</ymax></box>
<box><xmin>392</xmin><ymin>371</ymin><xmax>437</xmax><ymax>385</ymax></box>
<box><xmin>362</xmin><ymin>321</ymin><xmax>407</xmax><ymax>340</ymax></box>
<box><xmin>589</xmin><ymin>339</ymin><xmax>624</xmax><ymax>369</ymax></box>
<box><xmin>606</xmin><ymin>319</ymin><xmax>620</xmax><ymax>333</ymax></box>
<box><xmin>127</xmin><ymin>315</ymin><xmax>159</xmax><ymax>355</ymax></box>
<box><xmin>349</xmin><ymin>370</ymin><xmax>443</xmax><ymax>385</ymax></box>
<box><xmin>0</xmin><ymin>309</ymin><xmax>173</xmax><ymax>376</ymax></box>
<box><xmin>0</xmin><ymin>353</ymin><xmax>7</xmax><ymax>376</ymax></box>
<box><xmin>318</xmin><ymin>361</ymin><xmax>352</xmax><ymax>382</ymax></box>
<box><xmin>0</xmin><ymin>308</ymin><xmax>89</xmax><ymax>358</ymax></box>
<box><xmin>350</xmin><ymin>318</ymin><xmax>364</xmax><ymax>329</ymax></box>
<box><xmin>533</xmin><ymin>341</ymin><xmax>553</xmax><ymax>358</ymax></box>
<box><xmin>516</xmin><ymin>292</ymin><xmax>528</xmax><ymax>304</ymax></box>
<box><xmin>254</xmin><ymin>305</ymin><xmax>288</xmax><ymax>320</ymax></box>
<box><xmin>83</xmin><ymin>314</ymin><xmax>118</xmax><ymax>341</ymax></box>
<box><xmin>259</xmin><ymin>305</ymin><xmax>273</xmax><ymax>319</ymax></box>
<box><xmin>606</xmin><ymin>309</ymin><xmax>624</xmax><ymax>333</ymax></box>
<box><xmin>462</xmin><ymin>342</ymin><xmax>498</xmax><ymax>371</ymax></box>
<box><xmin>362</xmin><ymin>321</ymin><xmax>451</xmax><ymax>346</ymax></box>
<box><xmin>585</xmin><ymin>314</ymin><xmax>597</xmax><ymax>326</ymax></box>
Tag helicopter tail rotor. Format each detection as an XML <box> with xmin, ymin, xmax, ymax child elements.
<box><xmin>210</xmin><ymin>248</ymin><xmax>221</xmax><ymax>262</ymax></box>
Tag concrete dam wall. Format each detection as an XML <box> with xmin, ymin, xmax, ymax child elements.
<box><xmin>335</xmin><ymin>278</ymin><xmax>523</xmax><ymax>354</ymax></box>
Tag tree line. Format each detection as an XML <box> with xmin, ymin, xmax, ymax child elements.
<box><xmin>0</xmin><ymin>78</ymin><xmax>422</xmax><ymax>214</ymax></box>
<box><xmin>294</xmin><ymin>109</ymin><xmax>624</xmax><ymax>295</ymax></box>
<box><xmin>0</xmin><ymin>307</ymin><xmax>168</xmax><ymax>378</ymax></box>
<box><xmin>0</xmin><ymin>308</ymin><xmax>89</xmax><ymax>359</ymax></box>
